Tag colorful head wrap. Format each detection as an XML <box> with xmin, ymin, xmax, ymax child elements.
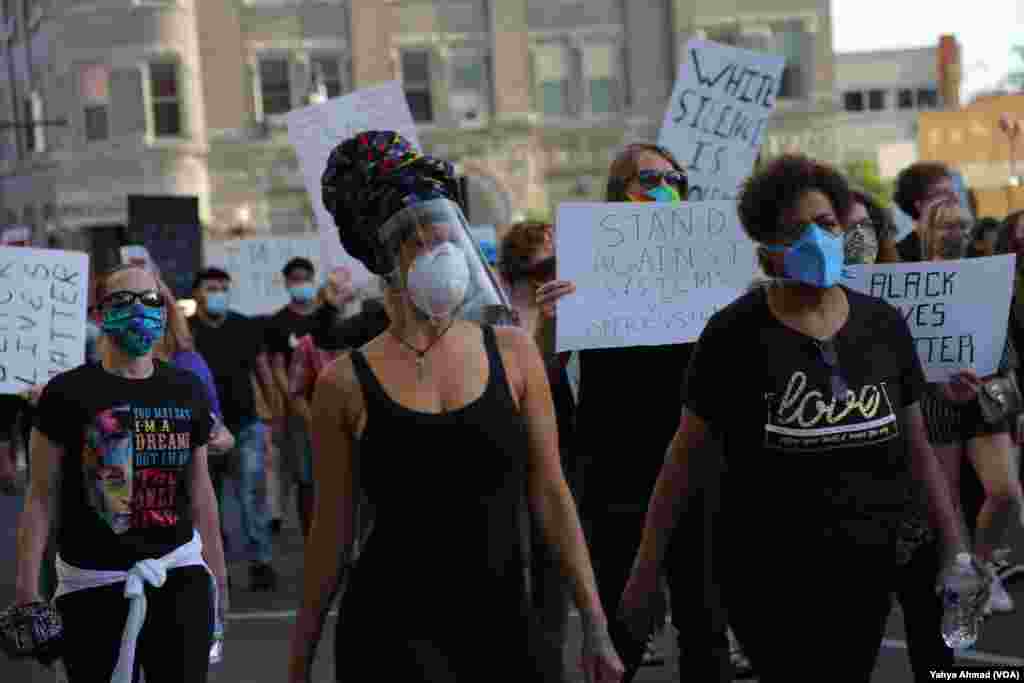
<box><xmin>321</xmin><ymin>131</ymin><xmax>460</xmax><ymax>275</ymax></box>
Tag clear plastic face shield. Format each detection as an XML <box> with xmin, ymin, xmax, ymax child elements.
<box><xmin>378</xmin><ymin>198</ymin><xmax>515</xmax><ymax>327</ymax></box>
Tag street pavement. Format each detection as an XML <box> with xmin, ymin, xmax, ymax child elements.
<box><xmin>2</xmin><ymin>472</ymin><xmax>1024</xmax><ymax>682</ymax></box>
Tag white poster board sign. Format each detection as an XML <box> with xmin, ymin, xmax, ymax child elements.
<box><xmin>205</xmin><ymin>237</ymin><xmax>321</xmax><ymax>317</ymax></box>
<box><xmin>0</xmin><ymin>247</ymin><xmax>89</xmax><ymax>393</ymax></box>
<box><xmin>286</xmin><ymin>81</ymin><xmax>420</xmax><ymax>283</ymax></box>
<box><xmin>658</xmin><ymin>38</ymin><xmax>785</xmax><ymax>201</ymax></box>
<box><xmin>555</xmin><ymin>201</ymin><xmax>758</xmax><ymax>352</ymax></box>
<box><xmin>842</xmin><ymin>255</ymin><xmax>1015</xmax><ymax>382</ymax></box>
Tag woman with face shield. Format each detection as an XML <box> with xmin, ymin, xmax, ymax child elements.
<box><xmin>288</xmin><ymin>131</ymin><xmax>623</xmax><ymax>683</ymax></box>
<box><xmin>916</xmin><ymin>201</ymin><xmax>1023</xmax><ymax>616</ymax></box>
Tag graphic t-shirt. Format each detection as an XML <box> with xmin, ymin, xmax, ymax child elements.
<box><xmin>684</xmin><ymin>286</ymin><xmax>928</xmax><ymax>567</ymax></box>
<box><xmin>35</xmin><ymin>362</ymin><xmax>213</xmax><ymax>570</ymax></box>
<box><xmin>265</xmin><ymin>306</ymin><xmax>321</xmax><ymax>369</ymax></box>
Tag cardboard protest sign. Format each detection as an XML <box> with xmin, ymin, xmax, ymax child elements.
<box><xmin>286</xmin><ymin>81</ymin><xmax>419</xmax><ymax>284</ymax></box>
<box><xmin>842</xmin><ymin>255</ymin><xmax>1015</xmax><ymax>382</ymax></box>
<box><xmin>658</xmin><ymin>38</ymin><xmax>785</xmax><ymax>201</ymax></box>
<box><xmin>554</xmin><ymin>201</ymin><xmax>758</xmax><ymax>352</ymax></box>
<box><xmin>204</xmin><ymin>236</ymin><xmax>321</xmax><ymax>317</ymax></box>
<box><xmin>0</xmin><ymin>247</ymin><xmax>89</xmax><ymax>393</ymax></box>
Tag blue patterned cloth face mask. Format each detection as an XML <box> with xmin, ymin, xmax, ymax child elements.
<box><xmin>764</xmin><ymin>223</ymin><xmax>845</xmax><ymax>289</ymax></box>
<box><xmin>288</xmin><ymin>284</ymin><xmax>316</xmax><ymax>304</ymax></box>
<box><xmin>102</xmin><ymin>303</ymin><xmax>166</xmax><ymax>357</ymax></box>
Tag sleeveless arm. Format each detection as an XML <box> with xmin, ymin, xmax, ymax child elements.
<box><xmin>289</xmin><ymin>355</ymin><xmax>360</xmax><ymax>683</ymax></box>
<box><xmin>499</xmin><ymin>327</ymin><xmax>608</xmax><ymax>626</ymax></box>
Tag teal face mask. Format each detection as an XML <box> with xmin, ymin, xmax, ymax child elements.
<box><xmin>101</xmin><ymin>304</ymin><xmax>166</xmax><ymax>357</ymax></box>
<box><xmin>764</xmin><ymin>224</ymin><xmax>845</xmax><ymax>289</ymax></box>
<box><xmin>288</xmin><ymin>284</ymin><xmax>316</xmax><ymax>304</ymax></box>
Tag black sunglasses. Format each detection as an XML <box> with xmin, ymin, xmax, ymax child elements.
<box><xmin>815</xmin><ymin>340</ymin><xmax>850</xmax><ymax>402</ymax></box>
<box><xmin>636</xmin><ymin>169</ymin><xmax>688</xmax><ymax>192</ymax></box>
<box><xmin>100</xmin><ymin>289</ymin><xmax>165</xmax><ymax>310</ymax></box>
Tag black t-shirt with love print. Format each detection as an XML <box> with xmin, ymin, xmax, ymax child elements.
<box><xmin>684</xmin><ymin>286</ymin><xmax>928</xmax><ymax>567</ymax></box>
<box><xmin>35</xmin><ymin>361</ymin><xmax>212</xmax><ymax>570</ymax></box>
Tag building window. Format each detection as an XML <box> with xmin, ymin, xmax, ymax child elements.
<box><xmin>149</xmin><ymin>61</ymin><xmax>182</xmax><ymax>136</ymax></box>
<box><xmin>310</xmin><ymin>55</ymin><xmax>344</xmax><ymax>99</ymax></box>
<box><xmin>583</xmin><ymin>42</ymin><xmax>619</xmax><ymax>116</ymax></box>
<box><xmin>917</xmin><ymin>88</ymin><xmax>938</xmax><ymax>109</ymax></box>
<box><xmin>400</xmin><ymin>49</ymin><xmax>433</xmax><ymax>123</ymax></box>
<box><xmin>868</xmin><ymin>89</ymin><xmax>886</xmax><ymax>111</ymax></box>
<box><xmin>259</xmin><ymin>57</ymin><xmax>291</xmax><ymax>116</ymax></box>
<box><xmin>533</xmin><ymin>42</ymin><xmax>570</xmax><ymax>117</ymax></box>
<box><xmin>843</xmin><ymin>91</ymin><xmax>864</xmax><ymax>112</ymax></box>
<box><xmin>898</xmin><ymin>89</ymin><xmax>914</xmax><ymax>110</ymax></box>
<box><xmin>448</xmin><ymin>51</ymin><xmax>489</xmax><ymax>124</ymax></box>
<box><xmin>81</xmin><ymin>64</ymin><xmax>110</xmax><ymax>141</ymax></box>
<box><xmin>772</xmin><ymin>21</ymin><xmax>806</xmax><ymax>99</ymax></box>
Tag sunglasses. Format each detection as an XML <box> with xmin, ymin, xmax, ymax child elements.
<box><xmin>815</xmin><ymin>340</ymin><xmax>850</xmax><ymax>402</ymax></box>
<box><xmin>636</xmin><ymin>170</ymin><xmax>688</xmax><ymax>192</ymax></box>
<box><xmin>100</xmin><ymin>289</ymin><xmax>165</xmax><ymax>310</ymax></box>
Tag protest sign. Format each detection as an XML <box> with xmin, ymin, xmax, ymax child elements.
<box><xmin>554</xmin><ymin>201</ymin><xmax>758</xmax><ymax>352</ymax></box>
<box><xmin>658</xmin><ymin>38</ymin><xmax>785</xmax><ymax>201</ymax></box>
<box><xmin>120</xmin><ymin>245</ymin><xmax>154</xmax><ymax>270</ymax></box>
<box><xmin>204</xmin><ymin>236</ymin><xmax>321</xmax><ymax>317</ymax></box>
<box><xmin>0</xmin><ymin>247</ymin><xmax>89</xmax><ymax>393</ymax></box>
<box><xmin>286</xmin><ymin>81</ymin><xmax>419</xmax><ymax>283</ymax></box>
<box><xmin>127</xmin><ymin>196</ymin><xmax>204</xmax><ymax>300</ymax></box>
<box><xmin>842</xmin><ymin>254</ymin><xmax>1015</xmax><ymax>382</ymax></box>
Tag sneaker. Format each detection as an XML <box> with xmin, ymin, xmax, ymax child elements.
<box><xmin>640</xmin><ymin>635</ymin><xmax>665</xmax><ymax>667</ymax></box>
<box><xmin>985</xmin><ymin>572</ymin><xmax>1015</xmax><ymax>614</ymax></box>
<box><xmin>992</xmin><ymin>548</ymin><xmax>1024</xmax><ymax>585</ymax></box>
<box><xmin>249</xmin><ymin>562</ymin><xmax>278</xmax><ymax>592</ymax></box>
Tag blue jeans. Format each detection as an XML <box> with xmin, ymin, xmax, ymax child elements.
<box><xmin>233</xmin><ymin>420</ymin><xmax>273</xmax><ymax>564</ymax></box>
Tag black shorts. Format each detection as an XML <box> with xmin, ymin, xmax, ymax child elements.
<box><xmin>921</xmin><ymin>386</ymin><xmax>1008</xmax><ymax>445</ymax></box>
<box><xmin>0</xmin><ymin>394</ymin><xmax>25</xmax><ymax>439</ymax></box>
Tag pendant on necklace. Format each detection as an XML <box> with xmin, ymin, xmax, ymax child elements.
<box><xmin>416</xmin><ymin>354</ymin><xmax>426</xmax><ymax>381</ymax></box>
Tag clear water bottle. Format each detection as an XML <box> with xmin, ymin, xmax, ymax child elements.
<box><xmin>941</xmin><ymin>552</ymin><xmax>983</xmax><ymax>650</ymax></box>
<box><xmin>209</xmin><ymin>620</ymin><xmax>224</xmax><ymax>664</ymax></box>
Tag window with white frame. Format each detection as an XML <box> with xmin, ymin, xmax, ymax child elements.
<box><xmin>259</xmin><ymin>57</ymin><xmax>292</xmax><ymax>116</ymax></box>
<box><xmin>400</xmin><ymin>49</ymin><xmax>433</xmax><ymax>123</ymax></box>
<box><xmin>310</xmin><ymin>54</ymin><xmax>345</xmax><ymax>100</ymax></box>
<box><xmin>149</xmin><ymin>61</ymin><xmax>182</xmax><ymax>137</ymax></box>
<box><xmin>448</xmin><ymin>50</ymin><xmax>489</xmax><ymax>125</ymax></box>
<box><xmin>583</xmin><ymin>42</ymin><xmax>619</xmax><ymax>116</ymax></box>
<box><xmin>81</xmin><ymin>64</ymin><xmax>110</xmax><ymax>141</ymax></box>
<box><xmin>533</xmin><ymin>42</ymin><xmax>570</xmax><ymax>117</ymax></box>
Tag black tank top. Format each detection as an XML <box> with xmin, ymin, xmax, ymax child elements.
<box><xmin>346</xmin><ymin>324</ymin><xmax>533</xmax><ymax>629</ymax></box>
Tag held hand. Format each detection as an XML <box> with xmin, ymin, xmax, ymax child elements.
<box><xmin>618</xmin><ymin>563</ymin><xmax>666</xmax><ymax>643</ymax></box>
<box><xmin>580</xmin><ymin>614</ymin><xmax>625</xmax><ymax>683</ymax></box>
<box><xmin>942</xmin><ymin>370</ymin><xmax>982</xmax><ymax>404</ymax></box>
<box><xmin>536</xmin><ymin>280</ymin><xmax>576</xmax><ymax>319</ymax></box>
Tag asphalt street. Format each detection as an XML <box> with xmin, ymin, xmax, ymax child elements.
<box><xmin>2</xmin><ymin>471</ymin><xmax>1023</xmax><ymax>682</ymax></box>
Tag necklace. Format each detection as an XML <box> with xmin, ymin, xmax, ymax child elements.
<box><xmin>389</xmin><ymin>319</ymin><xmax>456</xmax><ymax>380</ymax></box>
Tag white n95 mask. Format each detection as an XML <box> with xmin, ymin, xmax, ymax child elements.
<box><xmin>406</xmin><ymin>242</ymin><xmax>471</xmax><ymax>320</ymax></box>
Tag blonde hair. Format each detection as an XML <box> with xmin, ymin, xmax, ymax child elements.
<box><xmin>923</xmin><ymin>201</ymin><xmax>971</xmax><ymax>261</ymax></box>
<box><xmin>152</xmin><ymin>276</ymin><xmax>194</xmax><ymax>360</ymax></box>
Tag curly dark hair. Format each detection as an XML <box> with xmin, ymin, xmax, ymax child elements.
<box><xmin>893</xmin><ymin>162</ymin><xmax>951</xmax><ymax>220</ymax></box>
<box><xmin>321</xmin><ymin>131</ymin><xmax>460</xmax><ymax>276</ymax></box>
<box><xmin>736</xmin><ymin>154</ymin><xmax>852</xmax><ymax>244</ymax></box>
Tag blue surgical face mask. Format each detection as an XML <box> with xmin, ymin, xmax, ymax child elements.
<box><xmin>764</xmin><ymin>223</ymin><xmax>844</xmax><ymax>289</ymax></box>
<box><xmin>288</xmin><ymin>283</ymin><xmax>316</xmax><ymax>304</ymax></box>
<box><xmin>204</xmin><ymin>292</ymin><xmax>229</xmax><ymax>316</ymax></box>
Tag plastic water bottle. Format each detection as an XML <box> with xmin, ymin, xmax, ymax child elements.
<box><xmin>941</xmin><ymin>552</ymin><xmax>983</xmax><ymax>650</ymax></box>
<box><xmin>209</xmin><ymin>620</ymin><xmax>224</xmax><ymax>664</ymax></box>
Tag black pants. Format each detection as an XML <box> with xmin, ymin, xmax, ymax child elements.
<box><xmin>582</xmin><ymin>449</ymin><xmax>731</xmax><ymax>683</ymax></box>
<box><xmin>56</xmin><ymin>565</ymin><xmax>213</xmax><ymax>683</ymax></box>
<box><xmin>896</xmin><ymin>541</ymin><xmax>954</xmax><ymax>679</ymax></box>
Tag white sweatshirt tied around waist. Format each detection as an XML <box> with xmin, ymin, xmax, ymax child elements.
<box><xmin>55</xmin><ymin>531</ymin><xmax>214</xmax><ymax>683</ymax></box>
